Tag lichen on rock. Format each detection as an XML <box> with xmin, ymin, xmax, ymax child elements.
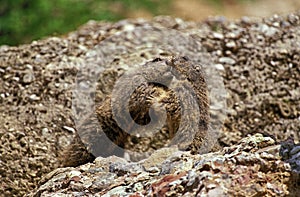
<box><xmin>30</xmin><ymin>134</ymin><xmax>294</xmax><ymax>196</ymax></box>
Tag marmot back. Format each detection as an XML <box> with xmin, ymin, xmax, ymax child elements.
<box><xmin>60</xmin><ymin>56</ymin><xmax>210</xmax><ymax>167</ymax></box>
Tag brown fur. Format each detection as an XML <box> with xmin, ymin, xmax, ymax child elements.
<box><xmin>60</xmin><ymin>56</ymin><xmax>210</xmax><ymax>167</ymax></box>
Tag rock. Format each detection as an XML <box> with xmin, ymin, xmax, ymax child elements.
<box><xmin>219</xmin><ymin>57</ymin><xmax>236</xmax><ymax>65</ymax></box>
<box><xmin>212</xmin><ymin>32</ymin><xmax>224</xmax><ymax>39</ymax></box>
<box><xmin>30</xmin><ymin>134</ymin><xmax>296</xmax><ymax>196</ymax></box>
<box><xmin>280</xmin><ymin>138</ymin><xmax>300</xmax><ymax>173</ymax></box>
<box><xmin>1</xmin><ymin>11</ymin><xmax>300</xmax><ymax>197</ymax></box>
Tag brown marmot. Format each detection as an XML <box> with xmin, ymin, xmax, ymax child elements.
<box><xmin>60</xmin><ymin>56</ymin><xmax>209</xmax><ymax>167</ymax></box>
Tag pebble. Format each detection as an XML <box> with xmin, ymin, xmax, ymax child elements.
<box><xmin>258</xmin><ymin>24</ymin><xmax>278</xmax><ymax>37</ymax></box>
<box><xmin>62</xmin><ymin>126</ymin><xmax>75</xmax><ymax>133</ymax></box>
<box><xmin>213</xmin><ymin>32</ymin><xmax>224</xmax><ymax>39</ymax></box>
<box><xmin>23</xmin><ymin>72</ymin><xmax>34</xmax><ymax>83</ymax></box>
<box><xmin>219</xmin><ymin>57</ymin><xmax>236</xmax><ymax>65</ymax></box>
<box><xmin>226</xmin><ymin>41</ymin><xmax>236</xmax><ymax>48</ymax></box>
<box><xmin>41</xmin><ymin>128</ymin><xmax>50</xmax><ymax>136</ymax></box>
<box><xmin>214</xmin><ymin>64</ymin><xmax>224</xmax><ymax>71</ymax></box>
<box><xmin>29</xmin><ymin>94</ymin><xmax>40</xmax><ymax>101</ymax></box>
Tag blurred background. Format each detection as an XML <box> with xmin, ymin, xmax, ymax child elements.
<box><xmin>1</xmin><ymin>0</ymin><xmax>300</xmax><ymax>46</ymax></box>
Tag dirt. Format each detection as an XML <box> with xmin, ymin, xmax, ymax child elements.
<box><xmin>1</xmin><ymin>12</ymin><xmax>300</xmax><ymax>197</ymax></box>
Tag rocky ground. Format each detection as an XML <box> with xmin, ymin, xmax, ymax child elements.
<box><xmin>1</xmin><ymin>11</ymin><xmax>300</xmax><ymax>196</ymax></box>
<box><xmin>30</xmin><ymin>134</ymin><xmax>299</xmax><ymax>196</ymax></box>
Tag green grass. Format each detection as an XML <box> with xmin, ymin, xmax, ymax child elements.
<box><xmin>0</xmin><ymin>0</ymin><xmax>170</xmax><ymax>46</ymax></box>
